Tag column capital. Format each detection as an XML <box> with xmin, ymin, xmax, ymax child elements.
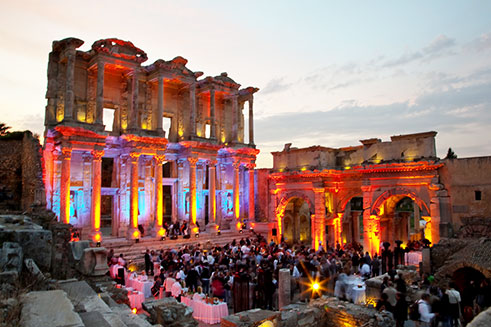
<box><xmin>129</xmin><ymin>152</ymin><xmax>141</xmax><ymax>162</ymax></box>
<box><xmin>188</xmin><ymin>157</ymin><xmax>199</xmax><ymax>167</ymax></box>
<box><xmin>91</xmin><ymin>149</ymin><xmax>105</xmax><ymax>161</ymax></box>
<box><xmin>233</xmin><ymin>160</ymin><xmax>242</xmax><ymax>170</ymax></box>
<box><xmin>245</xmin><ymin>163</ymin><xmax>256</xmax><ymax>170</ymax></box>
<box><xmin>155</xmin><ymin>154</ymin><xmax>166</xmax><ymax>165</ymax></box>
<box><xmin>208</xmin><ymin>159</ymin><xmax>218</xmax><ymax>167</ymax></box>
<box><xmin>61</xmin><ymin>147</ymin><xmax>72</xmax><ymax>159</ymax></box>
<box><xmin>313</xmin><ymin>187</ymin><xmax>325</xmax><ymax>194</ymax></box>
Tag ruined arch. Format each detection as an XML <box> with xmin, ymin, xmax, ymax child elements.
<box><xmin>275</xmin><ymin>192</ymin><xmax>314</xmax><ymax>244</ymax></box>
<box><xmin>370</xmin><ymin>188</ymin><xmax>430</xmax><ymax>216</ymax></box>
<box><xmin>337</xmin><ymin>191</ymin><xmax>363</xmax><ymax>214</ymax></box>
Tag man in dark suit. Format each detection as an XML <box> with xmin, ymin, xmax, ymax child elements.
<box><xmin>144</xmin><ymin>249</ymin><xmax>154</xmax><ymax>276</ymax></box>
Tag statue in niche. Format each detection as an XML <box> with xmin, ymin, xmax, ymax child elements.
<box><xmin>185</xmin><ymin>192</ymin><xmax>190</xmax><ymax>214</ymax></box>
<box><xmin>227</xmin><ymin>193</ymin><xmax>233</xmax><ymax>213</ymax></box>
<box><xmin>70</xmin><ymin>191</ymin><xmax>78</xmax><ymax>219</ymax></box>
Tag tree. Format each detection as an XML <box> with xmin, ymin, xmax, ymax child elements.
<box><xmin>445</xmin><ymin>147</ymin><xmax>457</xmax><ymax>159</ymax></box>
<box><xmin>0</xmin><ymin>122</ymin><xmax>11</xmax><ymax>136</ymax></box>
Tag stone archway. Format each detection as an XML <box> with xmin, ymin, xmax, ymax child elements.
<box><xmin>275</xmin><ymin>193</ymin><xmax>314</xmax><ymax>245</ymax></box>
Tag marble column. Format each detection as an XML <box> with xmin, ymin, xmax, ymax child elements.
<box><xmin>247</xmin><ymin>163</ymin><xmax>255</xmax><ymax>222</ymax></box>
<box><xmin>64</xmin><ymin>49</ymin><xmax>76</xmax><ymax>121</ymax></box>
<box><xmin>210</xmin><ymin>89</ymin><xmax>216</xmax><ymax>139</ymax></box>
<box><xmin>189</xmin><ymin>84</ymin><xmax>197</xmax><ymax>137</ymax></box>
<box><xmin>313</xmin><ymin>188</ymin><xmax>326</xmax><ymax>250</ymax></box>
<box><xmin>248</xmin><ymin>99</ymin><xmax>254</xmax><ymax>145</ymax></box>
<box><xmin>52</xmin><ymin>150</ymin><xmax>62</xmax><ymax>218</ymax></box>
<box><xmin>59</xmin><ymin>147</ymin><xmax>72</xmax><ymax>224</ymax></box>
<box><xmin>95</xmin><ymin>60</ymin><xmax>105</xmax><ymax>125</ymax></box>
<box><xmin>90</xmin><ymin>149</ymin><xmax>104</xmax><ymax>242</ymax></box>
<box><xmin>129</xmin><ymin>71</ymin><xmax>139</xmax><ymax>130</ymax></box>
<box><xmin>208</xmin><ymin>160</ymin><xmax>217</xmax><ymax>228</ymax></box>
<box><xmin>231</xmin><ymin>95</ymin><xmax>239</xmax><ymax>142</ymax></box>
<box><xmin>128</xmin><ymin>152</ymin><xmax>140</xmax><ymax>239</ymax></box>
<box><xmin>156</xmin><ymin>76</ymin><xmax>164</xmax><ymax>134</ymax></box>
<box><xmin>188</xmin><ymin>157</ymin><xmax>199</xmax><ymax>227</ymax></box>
<box><xmin>153</xmin><ymin>155</ymin><xmax>165</xmax><ymax>237</ymax></box>
<box><xmin>233</xmin><ymin>160</ymin><xmax>241</xmax><ymax>224</ymax></box>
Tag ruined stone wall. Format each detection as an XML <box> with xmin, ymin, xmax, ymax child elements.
<box><xmin>0</xmin><ymin>131</ymin><xmax>45</xmax><ymax>212</ymax></box>
<box><xmin>255</xmin><ymin>168</ymin><xmax>271</xmax><ymax>222</ymax></box>
<box><xmin>0</xmin><ymin>135</ymin><xmax>23</xmax><ymax>211</ymax></box>
<box><xmin>439</xmin><ymin>157</ymin><xmax>491</xmax><ymax>234</ymax></box>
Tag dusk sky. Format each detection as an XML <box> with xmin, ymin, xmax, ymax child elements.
<box><xmin>1</xmin><ymin>1</ymin><xmax>491</xmax><ymax>168</ymax></box>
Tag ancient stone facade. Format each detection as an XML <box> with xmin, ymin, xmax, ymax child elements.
<box><xmin>0</xmin><ymin>131</ymin><xmax>45</xmax><ymax>212</ymax></box>
<box><xmin>43</xmin><ymin>37</ymin><xmax>259</xmax><ymax>241</ymax></box>
<box><xmin>257</xmin><ymin>132</ymin><xmax>485</xmax><ymax>254</ymax></box>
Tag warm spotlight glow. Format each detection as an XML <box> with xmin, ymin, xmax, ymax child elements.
<box><xmin>312</xmin><ymin>282</ymin><xmax>320</xmax><ymax>291</ymax></box>
<box><xmin>158</xmin><ymin>228</ymin><xmax>166</xmax><ymax>237</ymax></box>
<box><xmin>131</xmin><ymin>308</ymin><xmax>137</xmax><ymax>314</ymax></box>
<box><xmin>132</xmin><ymin>230</ymin><xmax>140</xmax><ymax>239</ymax></box>
<box><xmin>127</xmin><ymin>263</ymin><xmax>138</xmax><ymax>272</ymax></box>
<box><xmin>93</xmin><ymin>232</ymin><xmax>101</xmax><ymax>242</ymax></box>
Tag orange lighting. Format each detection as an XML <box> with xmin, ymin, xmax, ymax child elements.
<box><xmin>131</xmin><ymin>308</ymin><xmax>137</xmax><ymax>314</ymax></box>
<box><xmin>312</xmin><ymin>282</ymin><xmax>320</xmax><ymax>291</ymax></box>
<box><xmin>93</xmin><ymin>232</ymin><xmax>101</xmax><ymax>242</ymax></box>
<box><xmin>192</xmin><ymin>227</ymin><xmax>199</xmax><ymax>234</ymax></box>
<box><xmin>132</xmin><ymin>230</ymin><xmax>140</xmax><ymax>239</ymax></box>
<box><xmin>158</xmin><ymin>228</ymin><xmax>166</xmax><ymax>237</ymax></box>
<box><xmin>236</xmin><ymin>222</ymin><xmax>242</xmax><ymax>231</ymax></box>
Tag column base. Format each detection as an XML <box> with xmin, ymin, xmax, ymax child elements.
<box><xmin>89</xmin><ymin>230</ymin><xmax>102</xmax><ymax>245</ymax></box>
<box><xmin>151</xmin><ymin>225</ymin><xmax>166</xmax><ymax>239</ymax></box>
<box><xmin>127</xmin><ymin>227</ymin><xmax>140</xmax><ymax>241</ymax></box>
<box><xmin>206</xmin><ymin>222</ymin><xmax>218</xmax><ymax>232</ymax></box>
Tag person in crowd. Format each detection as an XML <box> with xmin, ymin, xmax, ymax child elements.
<box><xmin>447</xmin><ymin>282</ymin><xmax>461</xmax><ymax>327</ymax></box>
<box><xmin>418</xmin><ymin>293</ymin><xmax>437</xmax><ymax>327</ymax></box>
<box><xmin>144</xmin><ymin>249</ymin><xmax>153</xmax><ymax>276</ymax></box>
<box><xmin>383</xmin><ymin>281</ymin><xmax>398</xmax><ymax>311</ymax></box>
<box><xmin>393</xmin><ymin>292</ymin><xmax>408</xmax><ymax>327</ymax></box>
<box><xmin>151</xmin><ymin>275</ymin><xmax>162</xmax><ymax>298</ymax></box>
<box><xmin>376</xmin><ymin>293</ymin><xmax>392</xmax><ymax>312</ymax></box>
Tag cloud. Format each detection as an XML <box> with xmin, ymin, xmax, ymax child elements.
<box><xmin>260</xmin><ymin>77</ymin><xmax>292</xmax><ymax>95</ymax></box>
<box><xmin>469</xmin><ymin>32</ymin><xmax>491</xmax><ymax>52</ymax></box>
<box><xmin>382</xmin><ymin>34</ymin><xmax>456</xmax><ymax>68</ymax></box>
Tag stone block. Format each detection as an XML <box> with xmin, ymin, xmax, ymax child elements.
<box><xmin>24</xmin><ymin>258</ymin><xmax>45</xmax><ymax>282</ymax></box>
<box><xmin>142</xmin><ymin>297</ymin><xmax>197</xmax><ymax>326</ymax></box>
<box><xmin>0</xmin><ymin>242</ymin><xmax>23</xmax><ymax>273</ymax></box>
<box><xmin>70</xmin><ymin>240</ymin><xmax>90</xmax><ymax>261</ymax></box>
<box><xmin>79</xmin><ymin>311</ymin><xmax>112</xmax><ymax>327</ymax></box>
<box><xmin>77</xmin><ymin>247</ymin><xmax>108</xmax><ymax>276</ymax></box>
<box><xmin>20</xmin><ymin>290</ymin><xmax>84</xmax><ymax>327</ymax></box>
<box><xmin>278</xmin><ymin>268</ymin><xmax>291</xmax><ymax>309</ymax></box>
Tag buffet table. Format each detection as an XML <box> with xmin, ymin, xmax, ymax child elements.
<box><xmin>127</xmin><ymin>274</ymin><xmax>153</xmax><ymax>298</ymax></box>
<box><xmin>180</xmin><ymin>296</ymin><xmax>229</xmax><ymax>324</ymax></box>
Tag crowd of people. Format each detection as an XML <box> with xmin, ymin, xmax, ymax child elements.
<box><xmin>107</xmin><ymin>233</ymin><xmax>490</xmax><ymax>326</ymax></box>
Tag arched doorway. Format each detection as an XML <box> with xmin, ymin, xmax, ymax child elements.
<box><xmin>281</xmin><ymin>198</ymin><xmax>311</xmax><ymax>245</ymax></box>
<box><xmin>374</xmin><ymin>194</ymin><xmax>430</xmax><ymax>246</ymax></box>
<box><xmin>452</xmin><ymin>267</ymin><xmax>488</xmax><ymax>308</ymax></box>
<box><xmin>341</xmin><ymin>197</ymin><xmax>364</xmax><ymax>245</ymax></box>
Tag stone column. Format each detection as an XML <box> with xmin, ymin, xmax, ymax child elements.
<box><xmin>129</xmin><ymin>71</ymin><xmax>139</xmax><ymax>130</ymax></box>
<box><xmin>189</xmin><ymin>84</ymin><xmax>197</xmax><ymax>137</ymax></box>
<box><xmin>156</xmin><ymin>76</ymin><xmax>164</xmax><ymax>134</ymax></box>
<box><xmin>95</xmin><ymin>60</ymin><xmax>105</xmax><ymax>125</ymax></box>
<box><xmin>313</xmin><ymin>188</ymin><xmax>326</xmax><ymax>250</ymax></box>
<box><xmin>208</xmin><ymin>160</ymin><xmax>217</xmax><ymax>229</ymax></box>
<box><xmin>128</xmin><ymin>152</ymin><xmax>140</xmax><ymax>239</ymax></box>
<box><xmin>90</xmin><ymin>149</ymin><xmax>104</xmax><ymax>242</ymax></box>
<box><xmin>248</xmin><ymin>99</ymin><xmax>254</xmax><ymax>145</ymax></box>
<box><xmin>64</xmin><ymin>49</ymin><xmax>76</xmax><ymax>121</ymax></box>
<box><xmin>82</xmin><ymin>154</ymin><xmax>92</xmax><ymax>223</ymax></box>
<box><xmin>210</xmin><ymin>89</ymin><xmax>216</xmax><ymax>139</ymax></box>
<box><xmin>59</xmin><ymin>147</ymin><xmax>72</xmax><ymax>224</ymax></box>
<box><xmin>233</xmin><ymin>160</ymin><xmax>241</xmax><ymax>224</ymax></box>
<box><xmin>231</xmin><ymin>95</ymin><xmax>239</xmax><ymax>142</ymax></box>
<box><xmin>177</xmin><ymin>159</ymin><xmax>185</xmax><ymax>222</ymax></box>
<box><xmin>188</xmin><ymin>157</ymin><xmax>199</xmax><ymax>227</ymax></box>
<box><xmin>153</xmin><ymin>155</ymin><xmax>165</xmax><ymax>237</ymax></box>
<box><xmin>247</xmin><ymin>163</ymin><xmax>255</xmax><ymax>222</ymax></box>
<box><xmin>278</xmin><ymin>268</ymin><xmax>291</xmax><ymax>309</ymax></box>
<box><xmin>52</xmin><ymin>150</ymin><xmax>62</xmax><ymax>218</ymax></box>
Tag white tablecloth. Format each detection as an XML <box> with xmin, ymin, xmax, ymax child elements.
<box><xmin>180</xmin><ymin>296</ymin><xmax>229</xmax><ymax>325</ymax></box>
<box><xmin>351</xmin><ymin>285</ymin><xmax>366</xmax><ymax>304</ymax></box>
<box><xmin>345</xmin><ymin>276</ymin><xmax>363</xmax><ymax>301</ymax></box>
<box><xmin>128</xmin><ymin>276</ymin><xmax>153</xmax><ymax>298</ymax></box>
<box><xmin>128</xmin><ymin>290</ymin><xmax>145</xmax><ymax>309</ymax></box>
<box><xmin>405</xmin><ymin>252</ymin><xmax>422</xmax><ymax>266</ymax></box>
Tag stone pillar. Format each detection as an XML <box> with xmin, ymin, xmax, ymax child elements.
<box><xmin>278</xmin><ymin>268</ymin><xmax>291</xmax><ymax>309</ymax></box>
<box><xmin>90</xmin><ymin>149</ymin><xmax>104</xmax><ymax>242</ymax></box>
<box><xmin>233</xmin><ymin>161</ymin><xmax>241</xmax><ymax>226</ymax></box>
<box><xmin>188</xmin><ymin>157</ymin><xmax>199</xmax><ymax>227</ymax></box>
<box><xmin>153</xmin><ymin>155</ymin><xmax>165</xmax><ymax>237</ymax></box>
<box><xmin>248</xmin><ymin>99</ymin><xmax>254</xmax><ymax>145</ymax></box>
<box><xmin>189</xmin><ymin>84</ymin><xmax>196</xmax><ymax>137</ymax></box>
<box><xmin>177</xmin><ymin>159</ymin><xmax>185</xmax><ymax>222</ymax></box>
<box><xmin>59</xmin><ymin>147</ymin><xmax>72</xmax><ymax>224</ymax></box>
<box><xmin>95</xmin><ymin>60</ymin><xmax>105</xmax><ymax>125</ymax></box>
<box><xmin>247</xmin><ymin>163</ymin><xmax>255</xmax><ymax>222</ymax></box>
<box><xmin>231</xmin><ymin>95</ymin><xmax>239</xmax><ymax>142</ymax></box>
<box><xmin>313</xmin><ymin>188</ymin><xmax>326</xmax><ymax>250</ymax></box>
<box><xmin>210</xmin><ymin>89</ymin><xmax>216</xmax><ymax>139</ymax></box>
<box><xmin>208</xmin><ymin>160</ymin><xmax>217</xmax><ymax>228</ymax></box>
<box><xmin>156</xmin><ymin>76</ymin><xmax>164</xmax><ymax>134</ymax></box>
<box><xmin>128</xmin><ymin>152</ymin><xmax>140</xmax><ymax>239</ymax></box>
<box><xmin>129</xmin><ymin>71</ymin><xmax>139</xmax><ymax>130</ymax></box>
<box><xmin>82</xmin><ymin>154</ymin><xmax>92</xmax><ymax>223</ymax></box>
<box><xmin>63</xmin><ymin>48</ymin><xmax>76</xmax><ymax>121</ymax></box>
<box><xmin>52</xmin><ymin>150</ymin><xmax>62</xmax><ymax>218</ymax></box>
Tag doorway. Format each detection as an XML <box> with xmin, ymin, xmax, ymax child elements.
<box><xmin>100</xmin><ymin>195</ymin><xmax>113</xmax><ymax>235</ymax></box>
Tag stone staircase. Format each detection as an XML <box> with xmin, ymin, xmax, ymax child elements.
<box><xmin>101</xmin><ymin>229</ymin><xmax>262</xmax><ymax>267</ymax></box>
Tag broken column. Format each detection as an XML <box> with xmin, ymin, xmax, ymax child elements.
<box><xmin>278</xmin><ymin>268</ymin><xmax>291</xmax><ymax>309</ymax></box>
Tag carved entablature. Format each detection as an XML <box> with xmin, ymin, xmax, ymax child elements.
<box><xmin>91</xmin><ymin>38</ymin><xmax>148</xmax><ymax>63</ymax></box>
<box><xmin>146</xmin><ymin>57</ymin><xmax>202</xmax><ymax>82</ymax></box>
